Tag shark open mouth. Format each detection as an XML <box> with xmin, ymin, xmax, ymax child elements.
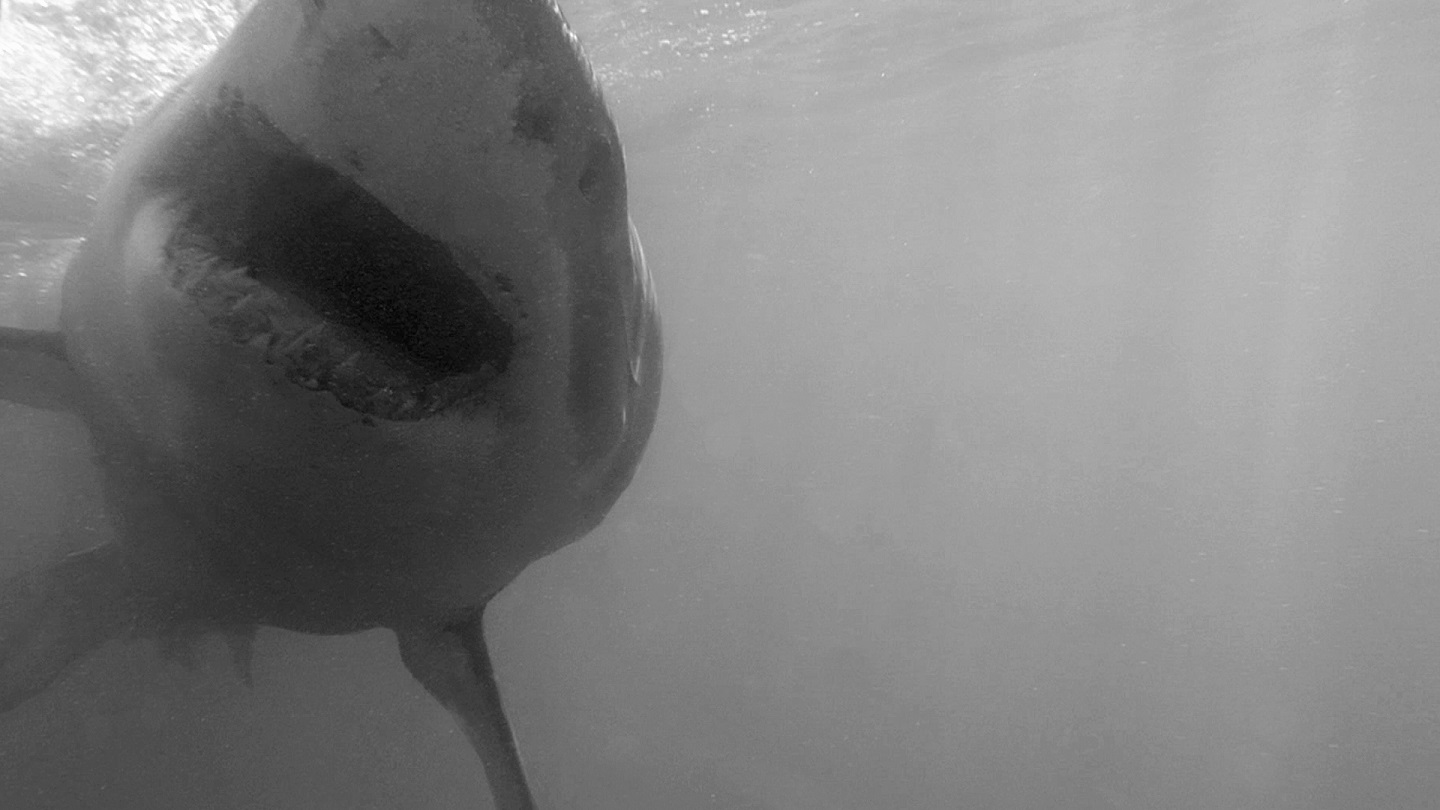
<box><xmin>154</xmin><ymin>88</ymin><xmax>515</xmax><ymax>422</ymax></box>
<box><xmin>166</xmin><ymin>237</ymin><xmax>509</xmax><ymax>421</ymax></box>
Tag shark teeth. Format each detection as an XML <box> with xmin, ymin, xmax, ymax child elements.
<box><xmin>163</xmin><ymin>239</ymin><xmax>500</xmax><ymax>421</ymax></box>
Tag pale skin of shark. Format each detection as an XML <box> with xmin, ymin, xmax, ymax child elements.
<box><xmin>0</xmin><ymin>1</ymin><xmax>662</xmax><ymax>808</ymax></box>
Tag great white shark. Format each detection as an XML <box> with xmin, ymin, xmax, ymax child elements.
<box><xmin>0</xmin><ymin>0</ymin><xmax>661</xmax><ymax>807</ymax></box>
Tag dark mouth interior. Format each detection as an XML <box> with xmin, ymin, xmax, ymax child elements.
<box><xmin>151</xmin><ymin>88</ymin><xmax>514</xmax><ymax>421</ymax></box>
<box><xmin>194</xmin><ymin>151</ymin><xmax>512</xmax><ymax>380</ymax></box>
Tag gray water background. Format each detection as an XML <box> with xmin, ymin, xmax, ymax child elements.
<box><xmin>3</xmin><ymin>1</ymin><xmax>1440</xmax><ymax>808</ymax></box>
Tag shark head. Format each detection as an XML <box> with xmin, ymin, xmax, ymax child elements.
<box><xmin>56</xmin><ymin>0</ymin><xmax>662</xmax><ymax>623</ymax></box>
<box><xmin>0</xmin><ymin>1</ymin><xmax>665</xmax><ymax>807</ymax></box>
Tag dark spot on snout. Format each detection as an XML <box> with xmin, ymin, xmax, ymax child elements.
<box><xmin>366</xmin><ymin>24</ymin><xmax>395</xmax><ymax>56</ymax></box>
<box><xmin>149</xmin><ymin>87</ymin><xmax>512</xmax><ymax>383</ymax></box>
<box><xmin>514</xmin><ymin>93</ymin><xmax>558</xmax><ymax>144</ymax></box>
<box><xmin>577</xmin><ymin>134</ymin><xmax>622</xmax><ymax>206</ymax></box>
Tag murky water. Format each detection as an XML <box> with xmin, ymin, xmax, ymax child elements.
<box><xmin>3</xmin><ymin>1</ymin><xmax>1440</xmax><ymax>808</ymax></box>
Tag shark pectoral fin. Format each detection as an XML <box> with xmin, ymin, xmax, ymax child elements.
<box><xmin>0</xmin><ymin>543</ymin><xmax>135</xmax><ymax>713</ymax></box>
<box><xmin>396</xmin><ymin>607</ymin><xmax>538</xmax><ymax>810</ymax></box>
<box><xmin>0</xmin><ymin>325</ymin><xmax>81</xmax><ymax>412</ymax></box>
